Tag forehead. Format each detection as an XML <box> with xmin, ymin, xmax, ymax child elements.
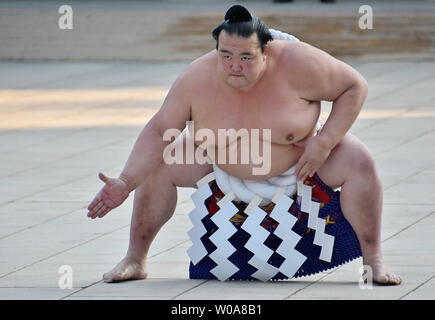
<box><xmin>218</xmin><ymin>30</ymin><xmax>261</xmax><ymax>52</ymax></box>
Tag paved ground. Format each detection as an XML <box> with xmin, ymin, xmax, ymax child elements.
<box><xmin>1</xmin><ymin>59</ymin><xmax>434</xmax><ymax>300</ymax></box>
<box><xmin>0</xmin><ymin>0</ymin><xmax>434</xmax><ymax>301</ymax></box>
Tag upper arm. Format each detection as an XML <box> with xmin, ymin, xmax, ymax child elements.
<box><xmin>284</xmin><ymin>42</ymin><xmax>368</xmax><ymax>102</ymax></box>
<box><xmin>147</xmin><ymin>69</ymin><xmax>192</xmax><ymax>137</ymax></box>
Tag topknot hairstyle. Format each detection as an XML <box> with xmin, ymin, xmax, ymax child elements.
<box><xmin>224</xmin><ymin>4</ymin><xmax>252</xmax><ymax>23</ymax></box>
<box><xmin>212</xmin><ymin>5</ymin><xmax>273</xmax><ymax>53</ymax></box>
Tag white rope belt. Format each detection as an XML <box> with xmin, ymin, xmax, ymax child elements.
<box><xmin>213</xmin><ymin>164</ymin><xmax>296</xmax><ymax>206</ymax></box>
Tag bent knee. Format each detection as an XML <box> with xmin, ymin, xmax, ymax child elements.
<box><xmin>155</xmin><ymin>161</ymin><xmax>213</xmax><ymax>188</ymax></box>
<box><xmin>317</xmin><ymin>134</ymin><xmax>377</xmax><ymax>188</ymax></box>
<box><xmin>339</xmin><ymin>137</ymin><xmax>379</xmax><ymax>181</ymax></box>
<box><xmin>350</xmin><ymin>145</ymin><xmax>376</xmax><ymax>174</ymax></box>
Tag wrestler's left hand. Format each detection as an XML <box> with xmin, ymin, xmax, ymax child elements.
<box><xmin>295</xmin><ymin>135</ymin><xmax>332</xmax><ymax>182</ymax></box>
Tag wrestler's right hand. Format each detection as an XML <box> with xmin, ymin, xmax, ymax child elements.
<box><xmin>87</xmin><ymin>172</ymin><xmax>130</xmax><ymax>219</ymax></box>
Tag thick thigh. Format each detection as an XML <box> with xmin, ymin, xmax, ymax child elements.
<box><xmin>159</xmin><ymin>129</ymin><xmax>213</xmax><ymax>188</ymax></box>
<box><xmin>316</xmin><ymin>132</ymin><xmax>376</xmax><ymax>189</ymax></box>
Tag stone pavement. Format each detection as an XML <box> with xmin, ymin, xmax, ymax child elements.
<box><xmin>0</xmin><ymin>0</ymin><xmax>434</xmax><ymax>301</ymax></box>
<box><xmin>0</xmin><ymin>59</ymin><xmax>434</xmax><ymax>300</ymax></box>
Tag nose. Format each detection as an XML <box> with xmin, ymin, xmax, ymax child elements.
<box><xmin>230</xmin><ymin>63</ymin><xmax>242</xmax><ymax>73</ymax></box>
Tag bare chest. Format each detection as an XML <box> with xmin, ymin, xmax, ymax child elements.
<box><xmin>190</xmin><ymin>88</ymin><xmax>320</xmax><ymax>148</ymax></box>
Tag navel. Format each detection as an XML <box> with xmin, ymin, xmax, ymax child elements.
<box><xmin>286</xmin><ymin>133</ymin><xmax>294</xmax><ymax>141</ymax></box>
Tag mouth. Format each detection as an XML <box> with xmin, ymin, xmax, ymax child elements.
<box><xmin>230</xmin><ymin>74</ymin><xmax>244</xmax><ymax>78</ymax></box>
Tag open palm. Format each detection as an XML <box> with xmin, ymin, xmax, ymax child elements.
<box><xmin>87</xmin><ymin>172</ymin><xmax>129</xmax><ymax>219</ymax></box>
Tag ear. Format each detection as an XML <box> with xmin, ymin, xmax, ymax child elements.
<box><xmin>263</xmin><ymin>44</ymin><xmax>269</xmax><ymax>60</ymax></box>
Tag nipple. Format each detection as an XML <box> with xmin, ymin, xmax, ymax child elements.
<box><xmin>286</xmin><ymin>133</ymin><xmax>294</xmax><ymax>141</ymax></box>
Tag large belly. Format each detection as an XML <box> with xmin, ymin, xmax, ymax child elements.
<box><xmin>211</xmin><ymin>142</ymin><xmax>304</xmax><ymax>180</ymax></box>
<box><xmin>194</xmin><ymin>101</ymin><xmax>321</xmax><ymax>180</ymax></box>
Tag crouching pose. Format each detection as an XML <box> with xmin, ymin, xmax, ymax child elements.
<box><xmin>87</xmin><ymin>5</ymin><xmax>401</xmax><ymax>285</ymax></box>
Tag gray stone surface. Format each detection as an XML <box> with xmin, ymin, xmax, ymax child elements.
<box><xmin>1</xmin><ymin>58</ymin><xmax>434</xmax><ymax>300</ymax></box>
<box><xmin>0</xmin><ymin>0</ymin><xmax>434</xmax><ymax>301</ymax></box>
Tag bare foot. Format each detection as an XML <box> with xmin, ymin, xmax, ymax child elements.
<box><xmin>364</xmin><ymin>255</ymin><xmax>402</xmax><ymax>286</ymax></box>
<box><xmin>103</xmin><ymin>256</ymin><xmax>148</xmax><ymax>283</ymax></box>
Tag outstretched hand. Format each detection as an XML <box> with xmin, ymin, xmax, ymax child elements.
<box><xmin>87</xmin><ymin>172</ymin><xmax>130</xmax><ymax>219</ymax></box>
<box><xmin>294</xmin><ymin>135</ymin><xmax>332</xmax><ymax>182</ymax></box>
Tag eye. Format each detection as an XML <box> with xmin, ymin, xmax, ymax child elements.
<box><xmin>223</xmin><ymin>55</ymin><xmax>231</xmax><ymax>61</ymax></box>
<box><xmin>241</xmin><ymin>57</ymin><xmax>251</xmax><ymax>62</ymax></box>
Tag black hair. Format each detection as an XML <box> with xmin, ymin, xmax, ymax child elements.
<box><xmin>212</xmin><ymin>5</ymin><xmax>273</xmax><ymax>53</ymax></box>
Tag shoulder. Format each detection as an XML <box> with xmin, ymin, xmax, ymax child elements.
<box><xmin>270</xmin><ymin>40</ymin><xmax>366</xmax><ymax>101</ymax></box>
<box><xmin>169</xmin><ymin>51</ymin><xmax>217</xmax><ymax>96</ymax></box>
<box><xmin>180</xmin><ymin>51</ymin><xmax>217</xmax><ymax>85</ymax></box>
<box><xmin>271</xmin><ymin>40</ymin><xmax>346</xmax><ymax>93</ymax></box>
<box><xmin>272</xmin><ymin>40</ymin><xmax>332</xmax><ymax>76</ymax></box>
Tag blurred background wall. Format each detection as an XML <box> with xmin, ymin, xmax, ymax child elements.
<box><xmin>0</xmin><ymin>0</ymin><xmax>434</xmax><ymax>62</ymax></box>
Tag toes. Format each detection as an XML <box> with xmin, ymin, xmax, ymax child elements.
<box><xmin>374</xmin><ymin>273</ymin><xmax>402</xmax><ymax>286</ymax></box>
<box><xmin>112</xmin><ymin>270</ymin><xmax>129</xmax><ymax>282</ymax></box>
<box><xmin>384</xmin><ymin>273</ymin><xmax>402</xmax><ymax>285</ymax></box>
<box><xmin>102</xmin><ymin>271</ymin><xmax>115</xmax><ymax>282</ymax></box>
<box><xmin>102</xmin><ymin>274</ymin><xmax>113</xmax><ymax>283</ymax></box>
<box><xmin>390</xmin><ymin>275</ymin><xmax>402</xmax><ymax>285</ymax></box>
<box><xmin>103</xmin><ymin>272</ymin><xmax>122</xmax><ymax>283</ymax></box>
<box><xmin>103</xmin><ymin>267</ymin><xmax>130</xmax><ymax>283</ymax></box>
<box><xmin>102</xmin><ymin>261</ymin><xmax>147</xmax><ymax>283</ymax></box>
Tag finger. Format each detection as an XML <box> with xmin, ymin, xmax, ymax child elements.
<box><xmin>95</xmin><ymin>205</ymin><xmax>107</xmax><ymax>218</ymax></box>
<box><xmin>98</xmin><ymin>207</ymin><xmax>111</xmax><ymax>218</ymax></box>
<box><xmin>88</xmin><ymin>201</ymin><xmax>104</xmax><ymax>218</ymax></box>
<box><xmin>87</xmin><ymin>195</ymin><xmax>101</xmax><ymax>211</ymax></box>
<box><xmin>88</xmin><ymin>201</ymin><xmax>102</xmax><ymax>217</ymax></box>
<box><xmin>96</xmin><ymin>205</ymin><xmax>106</xmax><ymax>217</ymax></box>
<box><xmin>308</xmin><ymin>167</ymin><xmax>317</xmax><ymax>178</ymax></box>
<box><xmin>94</xmin><ymin>200</ymin><xmax>104</xmax><ymax>212</ymax></box>
<box><xmin>299</xmin><ymin>163</ymin><xmax>314</xmax><ymax>182</ymax></box>
<box><xmin>294</xmin><ymin>159</ymin><xmax>305</xmax><ymax>179</ymax></box>
<box><xmin>91</xmin><ymin>206</ymin><xmax>105</xmax><ymax>219</ymax></box>
<box><xmin>99</xmin><ymin>172</ymin><xmax>110</xmax><ymax>184</ymax></box>
<box><xmin>297</xmin><ymin>163</ymin><xmax>309</xmax><ymax>182</ymax></box>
